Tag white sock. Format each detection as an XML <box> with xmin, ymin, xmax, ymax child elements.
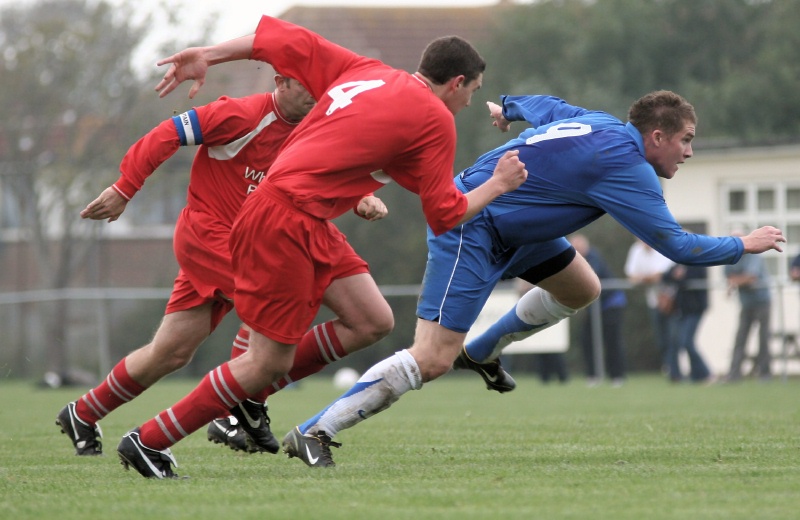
<box><xmin>485</xmin><ymin>288</ymin><xmax>579</xmax><ymax>360</ymax></box>
<box><xmin>301</xmin><ymin>350</ymin><xmax>422</xmax><ymax>438</ymax></box>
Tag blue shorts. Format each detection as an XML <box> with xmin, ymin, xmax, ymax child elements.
<box><xmin>416</xmin><ymin>214</ymin><xmax>571</xmax><ymax>333</ymax></box>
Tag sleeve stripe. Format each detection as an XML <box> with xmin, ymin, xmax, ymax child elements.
<box><xmin>188</xmin><ymin>109</ymin><xmax>203</xmax><ymax>143</ymax></box>
<box><xmin>171</xmin><ymin>109</ymin><xmax>203</xmax><ymax>146</ymax></box>
<box><xmin>111</xmin><ymin>183</ymin><xmax>133</xmax><ymax>201</ymax></box>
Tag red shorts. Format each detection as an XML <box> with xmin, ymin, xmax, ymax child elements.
<box><xmin>173</xmin><ymin>207</ymin><xmax>236</xmax><ymax>299</ymax></box>
<box><xmin>165</xmin><ymin>207</ymin><xmax>236</xmax><ymax>331</ymax></box>
<box><xmin>231</xmin><ymin>185</ymin><xmax>369</xmax><ymax>344</ymax></box>
<box><xmin>165</xmin><ymin>269</ymin><xmax>233</xmax><ymax>331</ymax></box>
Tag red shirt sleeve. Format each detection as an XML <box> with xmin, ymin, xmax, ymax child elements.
<box><xmin>386</xmin><ymin>106</ymin><xmax>468</xmax><ymax>235</ymax></box>
<box><xmin>252</xmin><ymin>16</ymin><xmax>366</xmax><ymax>101</ymax></box>
<box><xmin>114</xmin><ymin>119</ymin><xmax>180</xmax><ymax>199</ymax></box>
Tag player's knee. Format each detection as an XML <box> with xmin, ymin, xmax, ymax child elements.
<box><xmin>561</xmin><ymin>275</ymin><xmax>601</xmax><ymax>310</ymax></box>
<box><xmin>267</xmin><ymin>365</ymin><xmax>292</xmax><ymax>384</ymax></box>
<box><xmin>428</xmin><ymin>358</ymin><xmax>454</xmax><ymax>380</ymax></box>
<box><xmin>249</xmin><ymin>343</ymin><xmax>295</xmax><ymax>383</ymax></box>
<box><xmin>351</xmin><ymin>308</ymin><xmax>394</xmax><ymax>345</ymax></box>
<box><xmin>582</xmin><ymin>278</ymin><xmax>602</xmax><ymax>307</ymax></box>
<box><xmin>164</xmin><ymin>348</ymin><xmax>195</xmax><ymax>371</ymax></box>
<box><xmin>413</xmin><ymin>350</ymin><xmax>454</xmax><ymax>381</ymax></box>
<box><xmin>367</xmin><ymin>311</ymin><xmax>394</xmax><ymax>342</ymax></box>
<box><xmin>144</xmin><ymin>340</ymin><xmax>196</xmax><ymax>372</ymax></box>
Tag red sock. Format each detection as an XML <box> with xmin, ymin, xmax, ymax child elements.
<box><xmin>264</xmin><ymin>321</ymin><xmax>346</xmax><ymax>398</ymax></box>
<box><xmin>139</xmin><ymin>362</ymin><xmax>247</xmax><ymax>450</ymax></box>
<box><xmin>230</xmin><ymin>326</ymin><xmax>249</xmax><ymax>360</ymax></box>
<box><xmin>75</xmin><ymin>358</ymin><xmax>146</xmax><ymax>423</ymax></box>
<box><xmin>210</xmin><ymin>326</ymin><xmax>251</xmax><ymax>420</ymax></box>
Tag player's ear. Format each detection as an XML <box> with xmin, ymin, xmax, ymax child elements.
<box><xmin>451</xmin><ymin>74</ymin><xmax>466</xmax><ymax>91</ymax></box>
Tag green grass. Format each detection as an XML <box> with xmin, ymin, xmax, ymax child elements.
<box><xmin>1</xmin><ymin>374</ymin><xmax>798</xmax><ymax>519</ymax></box>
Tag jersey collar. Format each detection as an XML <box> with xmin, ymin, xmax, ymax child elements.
<box><xmin>625</xmin><ymin>122</ymin><xmax>645</xmax><ymax>156</ymax></box>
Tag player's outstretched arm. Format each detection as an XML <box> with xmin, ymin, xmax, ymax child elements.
<box><xmin>458</xmin><ymin>150</ymin><xmax>527</xmax><ymax>225</ymax></box>
<box><xmin>740</xmin><ymin>226</ymin><xmax>785</xmax><ymax>254</ymax></box>
<box><xmin>155</xmin><ymin>34</ymin><xmax>256</xmax><ymax>99</ymax></box>
<box><xmin>80</xmin><ymin>186</ymin><xmax>129</xmax><ymax>223</ymax></box>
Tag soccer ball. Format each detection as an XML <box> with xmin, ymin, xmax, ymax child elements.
<box><xmin>333</xmin><ymin>367</ymin><xmax>360</xmax><ymax>389</ymax></box>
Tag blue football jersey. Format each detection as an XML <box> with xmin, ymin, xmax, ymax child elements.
<box><xmin>459</xmin><ymin>95</ymin><xmax>742</xmax><ymax>266</ymax></box>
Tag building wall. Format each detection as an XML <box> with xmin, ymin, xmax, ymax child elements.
<box><xmin>0</xmin><ymin>237</ymin><xmax>177</xmax><ymax>292</ymax></box>
<box><xmin>664</xmin><ymin>144</ymin><xmax>800</xmax><ymax>376</ymax></box>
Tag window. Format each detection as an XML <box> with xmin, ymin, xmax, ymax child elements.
<box><xmin>728</xmin><ymin>190</ymin><xmax>746</xmax><ymax>213</ymax></box>
<box><xmin>757</xmin><ymin>188</ymin><xmax>775</xmax><ymax>212</ymax></box>
<box><xmin>722</xmin><ymin>182</ymin><xmax>800</xmax><ymax>280</ymax></box>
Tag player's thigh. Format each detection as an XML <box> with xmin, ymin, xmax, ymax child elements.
<box><xmin>322</xmin><ymin>272</ymin><xmax>393</xmax><ymax>332</ymax></box>
<box><xmin>505</xmin><ymin>238</ymin><xmax>573</xmax><ymax>284</ymax></box>
<box><xmin>536</xmin><ymin>252</ymin><xmax>601</xmax><ymax>307</ymax></box>
<box><xmin>152</xmin><ymin>303</ymin><xmax>214</xmax><ymax>354</ymax></box>
<box><xmin>417</xmin><ymin>221</ymin><xmax>506</xmax><ymax>333</ymax></box>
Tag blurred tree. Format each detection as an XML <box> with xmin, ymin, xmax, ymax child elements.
<box><xmin>0</xmin><ymin>0</ymin><xmax>170</xmax><ymax>376</ymax></box>
<box><xmin>483</xmin><ymin>0</ymin><xmax>800</xmax><ymax>141</ymax></box>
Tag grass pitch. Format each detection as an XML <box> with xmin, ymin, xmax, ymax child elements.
<box><xmin>1</xmin><ymin>374</ymin><xmax>798</xmax><ymax>519</ymax></box>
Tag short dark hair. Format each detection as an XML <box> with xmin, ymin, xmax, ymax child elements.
<box><xmin>417</xmin><ymin>36</ymin><xmax>486</xmax><ymax>86</ymax></box>
<box><xmin>628</xmin><ymin>90</ymin><xmax>697</xmax><ymax>136</ymax></box>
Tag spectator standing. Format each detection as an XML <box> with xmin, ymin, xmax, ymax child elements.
<box><xmin>662</xmin><ymin>263</ymin><xmax>713</xmax><ymax>384</ymax></box>
<box><xmin>571</xmin><ymin>234</ymin><xmax>627</xmax><ymax>387</ymax></box>
<box><xmin>790</xmin><ymin>253</ymin><xmax>800</xmax><ymax>282</ymax></box>
<box><xmin>724</xmin><ymin>238</ymin><xmax>773</xmax><ymax>382</ymax></box>
<box><xmin>624</xmin><ymin>238</ymin><xmax>675</xmax><ymax>370</ymax></box>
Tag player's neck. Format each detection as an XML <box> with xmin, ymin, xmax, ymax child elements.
<box><xmin>272</xmin><ymin>90</ymin><xmax>302</xmax><ymax>124</ymax></box>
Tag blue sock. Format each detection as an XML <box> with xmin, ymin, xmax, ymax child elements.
<box><xmin>465</xmin><ymin>306</ymin><xmax>536</xmax><ymax>362</ymax></box>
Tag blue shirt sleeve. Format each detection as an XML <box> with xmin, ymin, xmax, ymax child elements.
<box><xmin>590</xmin><ymin>163</ymin><xmax>744</xmax><ymax>266</ymax></box>
<box><xmin>501</xmin><ymin>95</ymin><xmax>590</xmax><ymax>127</ymax></box>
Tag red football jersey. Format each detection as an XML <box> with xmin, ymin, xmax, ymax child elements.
<box><xmin>114</xmin><ymin>91</ymin><xmax>300</xmax><ymax>228</ymax></box>
<box><xmin>250</xmin><ymin>16</ymin><xmax>468</xmax><ymax>235</ymax></box>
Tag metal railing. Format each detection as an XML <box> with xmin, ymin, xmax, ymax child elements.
<box><xmin>1</xmin><ymin>279</ymin><xmax>797</xmax><ymax>381</ymax></box>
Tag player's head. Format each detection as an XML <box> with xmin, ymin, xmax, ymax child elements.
<box><xmin>274</xmin><ymin>74</ymin><xmax>316</xmax><ymax>122</ymax></box>
<box><xmin>417</xmin><ymin>36</ymin><xmax>486</xmax><ymax>115</ymax></box>
<box><xmin>629</xmin><ymin>90</ymin><xmax>697</xmax><ymax>180</ymax></box>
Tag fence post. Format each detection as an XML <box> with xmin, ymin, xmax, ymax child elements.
<box><xmin>590</xmin><ymin>301</ymin><xmax>605</xmax><ymax>380</ymax></box>
<box><xmin>95</xmin><ymin>292</ymin><xmax>111</xmax><ymax>378</ymax></box>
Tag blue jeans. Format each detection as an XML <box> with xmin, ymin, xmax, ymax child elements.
<box><xmin>668</xmin><ymin>312</ymin><xmax>711</xmax><ymax>382</ymax></box>
<box><xmin>649</xmin><ymin>306</ymin><xmax>675</xmax><ymax>367</ymax></box>
<box><xmin>728</xmin><ymin>302</ymin><xmax>772</xmax><ymax>379</ymax></box>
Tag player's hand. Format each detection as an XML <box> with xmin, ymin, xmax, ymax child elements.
<box><xmin>740</xmin><ymin>226</ymin><xmax>785</xmax><ymax>254</ymax></box>
<box><xmin>487</xmin><ymin>101</ymin><xmax>512</xmax><ymax>133</ymax></box>
<box><xmin>80</xmin><ymin>186</ymin><xmax>129</xmax><ymax>223</ymax></box>
<box><xmin>357</xmin><ymin>195</ymin><xmax>388</xmax><ymax>221</ymax></box>
<box><xmin>492</xmin><ymin>150</ymin><xmax>527</xmax><ymax>193</ymax></box>
<box><xmin>155</xmin><ymin>48</ymin><xmax>209</xmax><ymax>99</ymax></box>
